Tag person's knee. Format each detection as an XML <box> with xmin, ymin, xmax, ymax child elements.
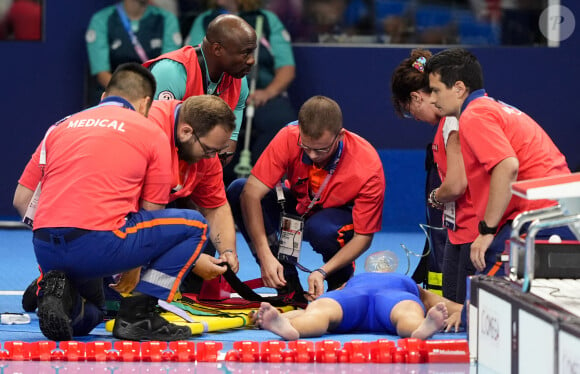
<box><xmin>304</xmin><ymin>221</ymin><xmax>340</xmax><ymax>251</ymax></box>
<box><xmin>226</xmin><ymin>178</ymin><xmax>248</xmax><ymax>202</ymax></box>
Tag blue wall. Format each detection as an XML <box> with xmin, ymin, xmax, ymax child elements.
<box><xmin>1</xmin><ymin>1</ymin><xmax>578</xmax><ymax>231</ymax></box>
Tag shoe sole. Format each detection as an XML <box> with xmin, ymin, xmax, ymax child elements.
<box><xmin>37</xmin><ymin>295</ymin><xmax>73</xmax><ymax>341</ymax></box>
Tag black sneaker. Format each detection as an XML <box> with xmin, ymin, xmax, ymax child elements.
<box><xmin>112</xmin><ymin>294</ymin><xmax>192</xmax><ymax>341</ymax></box>
<box><xmin>22</xmin><ymin>277</ymin><xmax>39</xmax><ymax>312</ymax></box>
<box><xmin>37</xmin><ymin>271</ymin><xmax>75</xmax><ymax>341</ymax></box>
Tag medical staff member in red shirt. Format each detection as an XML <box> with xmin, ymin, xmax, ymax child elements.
<box><xmin>228</xmin><ymin>96</ymin><xmax>385</xmax><ymax>301</ymax></box>
<box><xmin>391</xmin><ymin>49</ymin><xmax>478</xmax><ymax>303</ymax></box>
<box><xmin>144</xmin><ymin>14</ymin><xmax>257</xmax><ymax>162</ymax></box>
<box><xmin>13</xmin><ymin>63</ymin><xmax>226</xmax><ymax>342</ymax></box>
<box><xmin>147</xmin><ymin>95</ymin><xmax>240</xmax><ymax>291</ymax></box>
<box><xmin>425</xmin><ymin>48</ymin><xmax>574</xmax><ymax>276</ymax></box>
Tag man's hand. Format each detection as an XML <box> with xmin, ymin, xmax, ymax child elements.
<box><xmin>306</xmin><ymin>271</ymin><xmax>325</xmax><ymax>301</ymax></box>
<box><xmin>109</xmin><ymin>267</ymin><xmax>141</xmax><ymax>294</ymax></box>
<box><xmin>220</xmin><ymin>250</ymin><xmax>239</xmax><ymax>273</ymax></box>
<box><xmin>470</xmin><ymin>234</ymin><xmax>495</xmax><ymax>272</ymax></box>
<box><xmin>191</xmin><ymin>253</ymin><xmax>227</xmax><ymax>280</ymax></box>
<box><xmin>247</xmin><ymin>89</ymin><xmax>273</xmax><ymax>108</ymax></box>
<box><xmin>260</xmin><ymin>254</ymin><xmax>286</xmax><ymax>289</ymax></box>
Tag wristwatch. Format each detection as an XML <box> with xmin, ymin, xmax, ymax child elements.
<box><xmin>478</xmin><ymin>220</ymin><xmax>498</xmax><ymax>235</ymax></box>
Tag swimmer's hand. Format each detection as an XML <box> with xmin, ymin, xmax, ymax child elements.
<box><xmin>444</xmin><ymin>310</ymin><xmax>462</xmax><ymax>333</ymax></box>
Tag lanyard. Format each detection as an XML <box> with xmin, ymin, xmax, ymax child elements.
<box><xmin>98</xmin><ymin>96</ymin><xmax>136</xmax><ymax>111</ymax></box>
<box><xmin>116</xmin><ymin>3</ymin><xmax>149</xmax><ymax>63</ymax></box>
<box><xmin>194</xmin><ymin>46</ymin><xmax>231</xmax><ymax>97</ymax></box>
<box><xmin>39</xmin><ymin>125</ymin><xmax>58</xmax><ymax>174</ymax></box>
<box><xmin>276</xmin><ymin>140</ymin><xmax>343</xmax><ymax>217</ymax></box>
<box><xmin>23</xmin><ymin>116</ymin><xmax>68</xmax><ymax>227</ymax></box>
<box><xmin>303</xmin><ymin>140</ymin><xmax>343</xmax><ymax>216</ymax></box>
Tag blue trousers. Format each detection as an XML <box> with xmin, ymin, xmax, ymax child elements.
<box><xmin>227</xmin><ymin>178</ymin><xmax>355</xmax><ymax>290</ymax></box>
<box><xmin>442</xmin><ymin>240</ymin><xmax>475</xmax><ymax>304</ymax></box>
<box><xmin>33</xmin><ymin>208</ymin><xmax>208</xmax><ymax>335</ymax></box>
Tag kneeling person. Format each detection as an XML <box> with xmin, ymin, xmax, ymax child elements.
<box><xmin>228</xmin><ymin>96</ymin><xmax>385</xmax><ymax>301</ymax></box>
<box><xmin>13</xmin><ymin>63</ymin><xmax>226</xmax><ymax>341</ymax></box>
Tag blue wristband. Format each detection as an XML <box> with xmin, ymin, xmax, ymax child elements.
<box><xmin>314</xmin><ymin>268</ymin><xmax>327</xmax><ymax>278</ymax></box>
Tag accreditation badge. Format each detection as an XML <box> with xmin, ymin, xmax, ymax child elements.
<box><xmin>23</xmin><ymin>182</ymin><xmax>42</xmax><ymax>227</ymax></box>
<box><xmin>277</xmin><ymin>213</ymin><xmax>304</xmax><ymax>264</ymax></box>
<box><xmin>443</xmin><ymin>201</ymin><xmax>456</xmax><ymax>231</ymax></box>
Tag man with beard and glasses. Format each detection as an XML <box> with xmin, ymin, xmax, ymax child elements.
<box><xmin>144</xmin><ymin>14</ymin><xmax>257</xmax><ymax>165</ymax></box>
<box><xmin>146</xmin><ymin>95</ymin><xmax>240</xmax><ymax>290</ymax></box>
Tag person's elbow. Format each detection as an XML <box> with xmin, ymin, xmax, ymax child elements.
<box><xmin>446</xmin><ymin>178</ymin><xmax>468</xmax><ymax>200</ymax></box>
<box><xmin>240</xmin><ymin>185</ymin><xmax>258</xmax><ymax>208</ymax></box>
<box><xmin>13</xmin><ymin>184</ymin><xmax>34</xmax><ymax>217</ymax></box>
<box><xmin>495</xmin><ymin>157</ymin><xmax>519</xmax><ymax>181</ymax></box>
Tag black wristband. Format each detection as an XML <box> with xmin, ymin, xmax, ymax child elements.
<box><xmin>478</xmin><ymin>221</ymin><xmax>498</xmax><ymax>235</ymax></box>
<box><xmin>314</xmin><ymin>268</ymin><xmax>327</xmax><ymax>278</ymax></box>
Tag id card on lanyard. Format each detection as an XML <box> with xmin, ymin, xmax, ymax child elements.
<box><xmin>275</xmin><ymin>140</ymin><xmax>343</xmax><ymax>265</ymax></box>
<box><xmin>278</xmin><ymin>213</ymin><xmax>305</xmax><ymax>264</ymax></box>
<box><xmin>443</xmin><ymin>201</ymin><xmax>456</xmax><ymax>231</ymax></box>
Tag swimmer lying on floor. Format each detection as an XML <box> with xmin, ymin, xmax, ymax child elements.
<box><xmin>252</xmin><ymin>272</ymin><xmax>463</xmax><ymax>340</ymax></box>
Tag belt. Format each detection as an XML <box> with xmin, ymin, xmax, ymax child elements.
<box><xmin>33</xmin><ymin>228</ymin><xmax>90</xmax><ymax>245</ymax></box>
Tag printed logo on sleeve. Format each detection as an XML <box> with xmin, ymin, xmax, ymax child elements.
<box><xmin>85</xmin><ymin>29</ymin><xmax>96</xmax><ymax>43</ymax></box>
<box><xmin>158</xmin><ymin>91</ymin><xmax>175</xmax><ymax>100</ymax></box>
<box><xmin>173</xmin><ymin>32</ymin><xmax>183</xmax><ymax>46</ymax></box>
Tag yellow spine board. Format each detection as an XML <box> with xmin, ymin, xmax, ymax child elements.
<box><xmin>105</xmin><ymin>304</ymin><xmax>296</xmax><ymax>335</ymax></box>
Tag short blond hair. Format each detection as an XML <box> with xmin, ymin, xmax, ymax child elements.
<box><xmin>298</xmin><ymin>96</ymin><xmax>343</xmax><ymax>139</ymax></box>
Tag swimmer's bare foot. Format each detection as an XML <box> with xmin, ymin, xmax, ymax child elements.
<box><xmin>411</xmin><ymin>302</ymin><xmax>448</xmax><ymax>340</ymax></box>
<box><xmin>256</xmin><ymin>302</ymin><xmax>299</xmax><ymax>340</ymax></box>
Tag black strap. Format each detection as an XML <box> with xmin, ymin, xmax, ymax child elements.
<box><xmin>194</xmin><ymin>46</ymin><xmax>209</xmax><ymax>95</ymax></box>
<box><xmin>220</xmin><ymin>263</ymin><xmax>306</xmax><ymax>308</ymax></box>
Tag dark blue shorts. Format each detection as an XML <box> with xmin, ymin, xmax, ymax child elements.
<box><xmin>320</xmin><ymin>272</ymin><xmax>423</xmax><ymax>334</ymax></box>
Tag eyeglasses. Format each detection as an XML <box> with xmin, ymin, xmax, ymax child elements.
<box><xmin>192</xmin><ymin>131</ymin><xmax>223</xmax><ymax>157</ymax></box>
<box><xmin>297</xmin><ymin>131</ymin><xmax>340</xmax><ymax>154</ymax></box>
